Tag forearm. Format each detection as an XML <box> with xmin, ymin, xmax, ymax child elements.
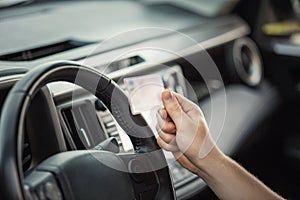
<box><xmin>195</xmin><ymin>147</ymin><xmax>284</xmax><ymax>200</ymax></box>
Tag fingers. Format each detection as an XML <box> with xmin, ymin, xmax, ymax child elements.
<box><xmin>158</xmin><ymin>108</ymin><xmax>168</xmax><ymax>120</ymax></box>
<box><xmin>156</xmin><ymin>109</ymin><xmax>176</xmax><ymax>133</ymax></box>
<box><xmin>156</xmin><ymin>136</ymin><xmax>179</xmax><ymax>152</ymax></box>
<box><xmin>156</xmin><ymin>124</ymin><xmax>176</xmax><ymax>143</ymax></box>
<box><xmin>156</xmin><ymin>110</ymin><xmax>178</xmax><ymax>151</ymax></box>
<box><xmin>161</xmin><ymin>90</ymin><xmax>186</xmax><ymax>125</ymax></box>
<box><xmin>174</xmin><ymin>93</ymin><xmax>203</xmax><ymax>117</ymax></box>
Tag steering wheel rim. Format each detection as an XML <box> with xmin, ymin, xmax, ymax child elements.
<box><xmin>0</xmin><ymin>61</ymin><xmax>174</xmax><ymax>199</ymax></box>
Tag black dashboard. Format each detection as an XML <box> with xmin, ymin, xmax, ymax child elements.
<box><xmin>0</xmin><ymin>1</ymin><xmax>281</xmax><ymax>199</ymax></box>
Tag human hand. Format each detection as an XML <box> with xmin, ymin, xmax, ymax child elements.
<box><xmin>157</xmin><ymin>90</ymin><xmax>284</xmax><ymax>200</ymax></box>
<box><xmin>156</xmin><ymin>89</ymin><xmax>222</xmax><ymax>174</ymax></box>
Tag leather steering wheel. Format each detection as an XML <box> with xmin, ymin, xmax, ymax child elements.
<box><xmin>0</xmin><ymin>61</ymin><xmax>175</xmax><ymax>200</ymax></box>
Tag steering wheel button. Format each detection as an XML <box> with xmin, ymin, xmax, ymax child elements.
<box><xmin>36</xmin><ymin>185</ymin><xmax>46</xmax><ymax>200</ymax></box>
<box><xmin>24</xmin><ymin>185</ymin><xmax>39</xmax><ymax>200</ymax></box>
<box><xmin>44</xmin><ymin>181</ymin><xmax>63</xmax><ymax>200</ymax></box>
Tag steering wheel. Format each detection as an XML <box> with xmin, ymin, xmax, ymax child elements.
<box><xmin>0</xmin><ymin>61</ymin><xmax>175</xmax><ymax>200</ymax></box>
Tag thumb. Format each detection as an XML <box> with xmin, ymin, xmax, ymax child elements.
<box><xmin>173</xmin><ymin>93</ymin><xmax>203</xmax><ymax>119</ymax></box>
<box><xmin>161</xmin><ymin>90</ymin><xmax>185</xmax><ymax>125</ymax></box>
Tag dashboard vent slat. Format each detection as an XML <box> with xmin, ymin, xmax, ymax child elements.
<box><xmin>97</xmin><ymin>55</ymin><xmax>144</xmax><ymax>73</ymax></box>
<box><xmin>0</xmin><ymin>40</ymin><xmax>96</xmax><ymax>62</ymax></box>
<box><xmin>22</xmin><ymin>135</ymin><xmax>31</xmax><ymax>171</ymax></box>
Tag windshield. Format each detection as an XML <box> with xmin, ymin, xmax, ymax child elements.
<box><xmin>0</xmin><ymin>0</ymin><xmax>240</xmax><ymax>17</ymax></box>
<box><xmin>0</xmin><ymin>0</ymin><xmax>32</xmax><ymax>8</ymax></box>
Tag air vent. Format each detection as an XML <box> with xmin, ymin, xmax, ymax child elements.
<box><xmin>110</xmin><ymin>56</ymin><xmax>144</xmax><ymax>69</ymax></box>
<box><xmin>61</xmin><ymin>101</ymin><xmax>107</xmax><ymax>149</ymax></box>
<box><xmin>98</xmin><ymin>111</ymin><xmax>123</xmax><ymax>150</ymax></box>
<box><xmin>22</xmin><ymin>134</ymin><xmax>32</xmax><ymax>171</ymax></box>
<box><xmin>0</xmin><ymin>40</ymin><xmax>96</xmax><ymax>61</ymax></box>
<box><xmin>61</xmin><ymin>109</ymin><xmax>86</xmax><ymax>149</ymax></box>
<box><xmin>231</xmin><ymin>37</ymin><xmax>263</xmax><ymax>86</ymax></box>
<box><xmin>98</xmin><ymin>55</ymin><xmax>144</xmax><ymax>73</ymax></box>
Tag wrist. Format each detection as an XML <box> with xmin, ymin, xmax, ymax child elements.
<box><xmin>194</xmin><ymin>146</ymin><xmax>228</xmax><ymax>177</ymax></box>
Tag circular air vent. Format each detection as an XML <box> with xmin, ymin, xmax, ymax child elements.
<box><xmin>232</xmin><ymin>37</ymin><xmax>263</xmax><ymax>86</ymax></box>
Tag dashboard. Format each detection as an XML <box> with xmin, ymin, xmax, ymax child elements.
<box><xmin>0</xmin><ymin>1</ymin><xmax>281</xmax><ymax>199</ymax></box>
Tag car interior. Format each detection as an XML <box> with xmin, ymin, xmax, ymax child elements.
<box><xmin>0</xmin><ymin>0</ymin><xmax>299</xmax><ymax>199</ymax></box>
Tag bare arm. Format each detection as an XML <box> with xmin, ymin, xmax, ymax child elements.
<box><xmin>195</xmin><ymin>147</ymin><xmax>283</xmax><ymax>200</ymax></box>
<box><xmin>156</xmin><ymin>89</ymin><xmax>284</xmax><ymax>200</ymax></box>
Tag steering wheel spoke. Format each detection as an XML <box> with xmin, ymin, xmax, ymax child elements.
<box><xmin>119</xmin><ymin>152</ymin><xmax>173</xmax><ymax>200</ymax></box>
<box><xmin>24</xmin><ymin>170</ymin><xmax>63</xmax><ymax>200</ymax></box>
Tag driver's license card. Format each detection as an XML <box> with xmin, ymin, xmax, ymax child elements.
<box><xmin>124</xmin><ymin>75</ymin><xmax>164</xmax><ymax>115</ymax></box>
